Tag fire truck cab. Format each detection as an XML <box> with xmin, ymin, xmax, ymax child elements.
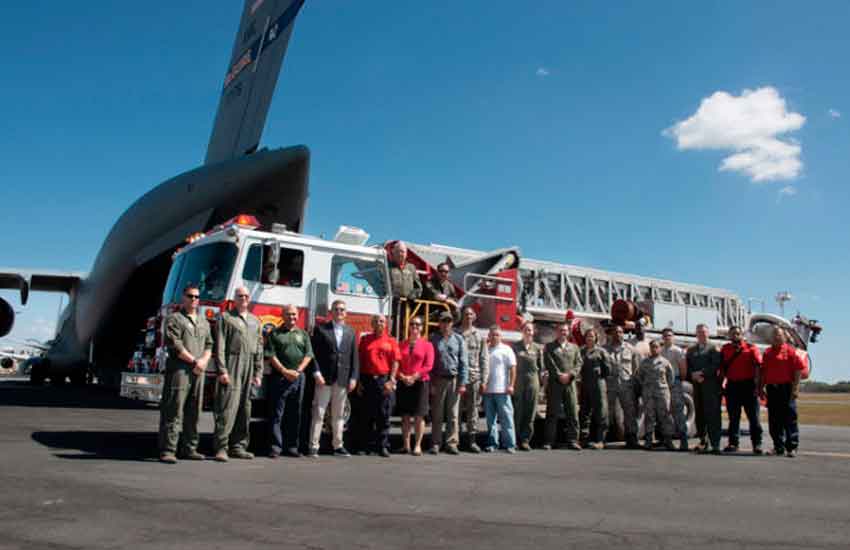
<box><xmin>120</xmin><ymin>217</ymin><xmax>394</xmax><ymax>402</ymax></box>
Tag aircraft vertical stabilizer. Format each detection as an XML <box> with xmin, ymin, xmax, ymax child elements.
<box><xmin>205</xmin><ymin>0</ymin><xmax>306</xmax><ymax>165</ymax></box>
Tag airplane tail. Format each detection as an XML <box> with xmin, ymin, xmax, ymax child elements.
<box><xmin>204</xmin><ymin>0</ymin><xmax>306</xmax><ymax>165</ymax></box>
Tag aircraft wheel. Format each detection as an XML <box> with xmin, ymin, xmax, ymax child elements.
<box><xmin>30</xmin><ymin>360</ymin><xmax>46</xmax><ymax>386</ymax></box>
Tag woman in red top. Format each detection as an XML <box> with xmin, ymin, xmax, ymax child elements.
<box><xmin>760</xmin><ymin>328</ymin><xmax>805</xmax><ymax>457</ymax></box>
<box><xmin>396</xmin><ymin>317</ymin><xmax>434</xmax><ymax>455</ymax></box>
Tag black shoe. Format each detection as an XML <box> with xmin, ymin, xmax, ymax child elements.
<box><xmin>284</xmin><ymin>448</ymin><xmax>302</xmax><ymax>458</ymax></box>
<box><xmin>395</xmin><ymin>447</ymin><xmax>410</xmax><ymax>455</ymax></box>
<box><xmin>379</xmin><ymin>448</ymin><xmax>391</xmax><ymax>458</ymax></box>
<box><xmin>268</xmin><ymin>451</ymin><xmax>281</xmax><ymax>459</ymax></box>
<box><xmin>566</xmin><ymin>442</ymin><xmax>582</xmax><ymax>451</ymax></box>
<box><xmin>333</xmin><ymin>447</ymin><xmax>351</xmax><ymax>457</ymax></box>
<box><xmin>723</xmin><ymin>445</ymin><xmax>738</xmax><ymax>454</ymax></box>
<box><xmin>519</xmin><ymin>442</ymin><xmax>532</xmax><ymax>452</ymax></box>
<box><xmin>752</xmin><ymin>446</ymin><xmax>764</xmax><ymax>455</ymax></box>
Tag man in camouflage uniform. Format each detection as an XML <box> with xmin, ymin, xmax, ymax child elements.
<box><xmin>158</xmin><ymin>283</ymin><xmax>213</xmax><ymax>463</ymax></box>
<box><xmin>459</xmin><ymin>306</ymin><xmax>488</xmax><ymax>453</ymax></box>
<box><xmin>635</xmin><ymin>340</ymin><xmax>675</xmax><ymax>451</ymax></box>
<box><xmin>543</xmin><ymin>323</ymin><xmax>583</xmax><ymax>450</ymax></box>
<box><xmin>512</xmin><ymin>321</ymin><xmax>543</xmax><ymax>451</ymax></box>
<box><xmin>603</xmin><ymin>325</ymin><xmax>641</xmax><ymax>449</ymax></box>
<box><xmin>212</xmin><ymin>286</ymin><xmax>264</xmax><ymax>462</ymax></box>
<box><xmin>686</xmin><ymin>323</ymin><xmax>723</xmax><ymax>454</ymax></box>
<box><xmin>424</xmin><ymin>262</ymin><xmax>460</xmax><ymax>321</ymax></box>
<box><xmin>579</xmin><ymin>328</ymin><xmax>609</xmax><ymax>449</ymax></box>
<box><xmin>660</xmin><ymin>327</ymin><xmax>689</xmax><ymax>451</ymax></box>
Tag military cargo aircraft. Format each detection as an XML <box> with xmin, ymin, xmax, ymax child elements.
<box><xmin>0</xmin><ymin>0</ymin><xmax>309</xmax><ymax>386</ymax></box>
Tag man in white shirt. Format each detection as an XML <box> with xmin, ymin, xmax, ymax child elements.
<box><xmin>308</xmin><ymin>300</ymin><xmax>359</xmax><ymax>458</ymax></box>
<box><xmin>480</xmin><ymin>325</ymin><xmax>517</xmax><ymax>453</ymax></box>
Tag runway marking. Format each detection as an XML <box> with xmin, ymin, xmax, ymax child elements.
<box><xmin>799</xmin><ymin>450</ymin><xmax>850</xmax><ymax>459</ymax></box>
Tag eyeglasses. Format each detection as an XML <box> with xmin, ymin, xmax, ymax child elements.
<box><xmin>333</xmin><ymin>307</ymin><xmax>346</xmax><ymax>312</ymax></box>
<box><xmin>185</xmin><ymin>294</ymin><xmax>200</xmax><ymax>299</ymax></box>
<box><xmin>410</xmin><ymin>322</ymin><xmax>422</xmax><ymax>327</ymax></box>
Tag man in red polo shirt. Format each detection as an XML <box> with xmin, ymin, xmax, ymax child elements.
<box><xmin>353</xmin><ymin>314</ymin><xmax>401</xmax><ymax>457</ymax></box>
<box><xmin>720</xmin><ymin>325</ymin><xmax>764</xmax><ymax>454</ymax></box>
<box><xmin>760</xmin><ymin>328</ymin><xmax>805</xmax><ymax>457</ymax></box>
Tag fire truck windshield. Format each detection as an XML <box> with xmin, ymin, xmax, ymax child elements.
<box><xmin>163</xmin><ymin>242</ymin><xmax>238</xmax><ymax>304</ymax></box>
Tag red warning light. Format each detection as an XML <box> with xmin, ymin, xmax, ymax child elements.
<box><xmin>232</xmin><ymin>214</ymin><xmax>261</xmax><ymax>228</ymax></box>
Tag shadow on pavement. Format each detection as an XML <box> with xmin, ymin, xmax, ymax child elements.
<box><xmin>0</xmin><ymin>380</ymin><xmax>152</xmax><ymax>410</ymax></box>
<box><xmin>32</xmin><ymin>430</ymin><xmax>162</xmax><ymax>461</ymax></box>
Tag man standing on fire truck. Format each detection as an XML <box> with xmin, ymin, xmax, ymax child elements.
<box><xmin>212</xmin><ymin>286</ymin><xmax>264</xmax><ymax>462</ymax></box>
<box><xmin>388</xmin><ymin>241</ymin><xmax>422</xmax><ymax>332</ymax></box>
<box><xmin>266</xmin><ymin>304</ymin><xmax>314</xmax><ymax>458</ymax></box>
<box><xmin>158</xmin><ymin>283</ymin><xmax>213</xmax><ymax>464</ymax></box>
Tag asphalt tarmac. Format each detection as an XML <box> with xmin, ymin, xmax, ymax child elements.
<box><xmin>1</xmin><ymin>378</ymin><xmax>849</xmax><ymax>550</ymax></box>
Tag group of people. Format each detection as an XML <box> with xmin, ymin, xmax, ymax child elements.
<box><xmin>156</xmin><ymin>243</ymin><xmax>805</xmax><ymax>463</ymax></box>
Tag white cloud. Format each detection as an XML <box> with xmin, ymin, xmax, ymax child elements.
<box><xmin>535</xmin><ymin>67</ymin><xmax>550</xmax><ymax>78</ymax></box>
<box><xmin>778</xmin><ymin>185</ymin><xmax>797</xmax><ymax>197</ymax></box>
<box><xmin>829</xmin><ymin>108</ymin><xmax>841</xmax><ymax>118</ymax></box>
<box><xmin>664</xmin><ymin>87</ymin><xmax>806</xmax><ymax>182</ymax></box>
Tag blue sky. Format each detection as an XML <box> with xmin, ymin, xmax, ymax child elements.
<box><xmin>1</xmin><ymin>1</ymin><xmax>848</xmax><ymax>381</ymax></box>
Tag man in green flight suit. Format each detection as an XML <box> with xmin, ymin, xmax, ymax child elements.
<box><xmin>158</xmin><ymin>283</ymin><xmax>213</xmax><ymax>464</ymax></box>
<box><xmin>512</xmin><ymin>320</ymin><xmax>543</xmax><ymax>451</ymax></box>
<box><xmin>543</xmin><ymin>322</ymin><xmax>583</xmax><ymax>450</ymax></box>
<box><xmin>212</xmin><ymin>286</ymin><xmax>264</xmax><ymax>462</ymax></box>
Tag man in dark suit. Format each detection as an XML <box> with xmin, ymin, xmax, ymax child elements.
<box><xmin>307</xmin><ymin>299</ymin><xmax>359</xmax><ymax>457</ymax></box>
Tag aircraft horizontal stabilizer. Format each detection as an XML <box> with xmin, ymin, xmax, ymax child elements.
<box><xmin>0</xmin><ymin>269</ymin><xmax>84</xmax><ymax>305</ymax></box>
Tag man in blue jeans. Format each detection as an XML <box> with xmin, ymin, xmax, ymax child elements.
<box><xmin>265</xmin><ymin>305</ymin><xmax>314</xmax><ymax>458</ymax></box>
<box><xmin>481</xmin><ymin>325</ymin><xmax>517</xmax><ymax>453</ymax></box>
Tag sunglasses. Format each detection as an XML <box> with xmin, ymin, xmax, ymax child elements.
<box><xmin>438</xmin><ymin>270</ymin><xmax>449</xmax><ymax>274</ymax></box>
<box><xmin>185</xmin><ymin>294</ymin><xmax>200</xmax><ymax>299</ymax></box>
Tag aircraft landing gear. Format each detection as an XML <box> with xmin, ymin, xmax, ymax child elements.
<box><xmin>29</xmin><ymin>359</ymin><xmax>47</xmax><ymax>386</ymax></box>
